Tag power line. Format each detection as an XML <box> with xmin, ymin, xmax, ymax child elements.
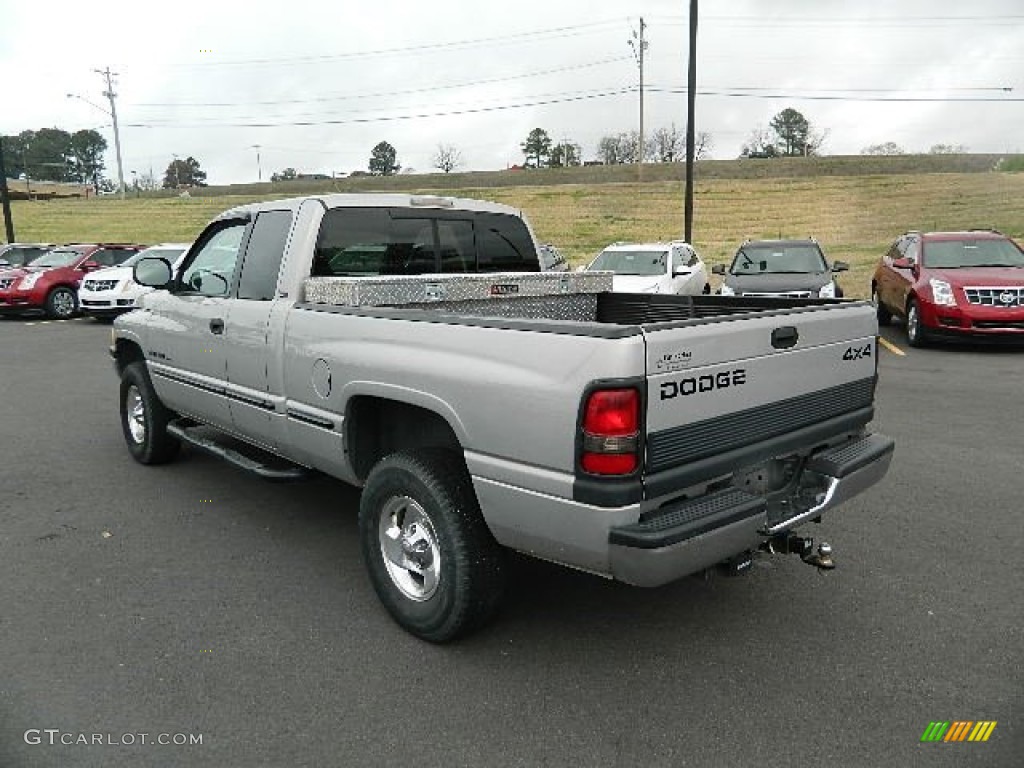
<box><xmin>123</xmin><ymin>87</ymin><xmax>636</xmax><ymax>129</ymax></box>
<box><xmin>646</xmin><ymin>86</ymin><xmax>1024</xmax><ymax>102</ymax></box>
<box><xmin>168</xmin><ymin>20</ymin><xmax>624</xmax><ymax>69</ymax></box>
<box><xmin>129</xmin><ymin>56</ymin><xmax>633</xmax><ymax>108</ymax></box>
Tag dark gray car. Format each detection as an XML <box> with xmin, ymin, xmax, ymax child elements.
<box><xmin>714</xmin><ymin>239</ymin><xmax>848</xmax><ymax>298</ymax></box>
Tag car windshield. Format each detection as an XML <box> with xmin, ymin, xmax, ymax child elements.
<box><xmin>589</xmin><ymin>249</ymin><xmax>667</xmax><ymax>276</ymax></box>
<box><xmin>730</xmin><ymin>244</ymin><xmax>827</xmax><ymax>275</ymax></box>
<box><xmin>922</xmin><ymin>238</ymin><xmax>1024</xmax><ymax>268</ymax></box>
<box><xmin>27</xmin><ymin>249</ymin><xmax>81</xmax><ymax>268</ymax></box>
<box><xmin>0</xmin><ymin>247</ymin><xmax>39</xmax><ymax>267</ymax></box>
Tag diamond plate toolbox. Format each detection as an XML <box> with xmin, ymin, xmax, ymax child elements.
<box><xmin>302</xmin><ymin>271</ymin><xmax>614</xmax><ymax>307</ymax></box>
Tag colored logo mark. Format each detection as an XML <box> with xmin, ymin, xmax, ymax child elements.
<box><xmin>920</xmin><ymin>721</ymin><xmax>996</xmax><ymax>743</ymax></box>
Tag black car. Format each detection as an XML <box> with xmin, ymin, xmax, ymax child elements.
<box><xmin>713</xmin><ymin>238</ymin><xmax>848</xmax><ymax>298</ymax></box>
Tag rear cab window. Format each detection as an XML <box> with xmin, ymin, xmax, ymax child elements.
<box><xmin>313</xmin><ymin>207</ymin><xmax>539</xmax><ymax>277</ymax></box>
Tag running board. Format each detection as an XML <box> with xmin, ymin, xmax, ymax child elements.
<box><xmin>167</xmin><ymin>420</ymin><xmax>310</xmax><ymax>482</ymax></box>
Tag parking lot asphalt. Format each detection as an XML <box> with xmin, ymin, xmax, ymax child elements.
<box><xmin>0</xmin><ymin>315</ymin><xmax>1020</xmax><ymax>768</ymax></box>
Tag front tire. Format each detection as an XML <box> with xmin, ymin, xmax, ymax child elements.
<box><xmin>45</xmin><ymin>286</ymin><xmax>77</xmax><ymax>319</ymax></box>
<box><xmin>905</xmin><ymin>298</ymin><xmax>928</xmax><ymax>348</ymax></box>
<box><xmin>119</xmin><ymin>362</ymin><xmax>180</xmax><ymax>464</ymax></box>
<box><xmin>359</xmin><ymin>449</ymin><xmax>506</xmax><ymax>643</ymax></box>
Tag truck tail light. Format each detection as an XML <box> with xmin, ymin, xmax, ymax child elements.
<box><xmin>581</xmin><ymin>388</ymin><xmax>640</xmax><ymax>475</ymax></box>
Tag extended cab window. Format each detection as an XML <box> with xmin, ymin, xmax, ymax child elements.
<box><xmin>237</xmin><ymin>210</ymin><xmax>293</xmax><ymax>300</ymax></box>
<box><xmin>180</xmin><ymin>223</ymin><xmax>246</xmax><ymax>297</ymax></box>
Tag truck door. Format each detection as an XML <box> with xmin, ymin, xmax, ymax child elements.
<box><xmin>223</xmin><ymin>209</ymin><xmax>294</xmax><ymax>448</ymax></box>
<box><xmin>144</xmin><ymin>220</ymin><xmax>248</xmax><ymax>431</ymax></box>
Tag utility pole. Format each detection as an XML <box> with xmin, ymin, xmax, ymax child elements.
<box><xmin>252</xmin><ymin>144</ymin><xmax>262</xmax><ymax>182</ymax></box>
<box><xmin>0</xmin><ymin>136</ymin><xmax>15</xmax><ymax>242</ymax></box>
<box><xmin>96</xmin><ymin>67</ymin><xmax>126</xmax><ymax>200</ymax></box>
<box><xmin>684</xmin><ymin>0</ymin><xmax>698</xmax><ymax>243</ymax></box>
<box><xmin>629</xmin><ymin>18</ymin><xmax>648</xmax><ymax>179</ymax></box>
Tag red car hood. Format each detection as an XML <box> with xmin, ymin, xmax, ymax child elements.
<box><xmin>928</xmin><ymin>267</ymin><xmax>1024</xmax><ymax>287</ymax></box>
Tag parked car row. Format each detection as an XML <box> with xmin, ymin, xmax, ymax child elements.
<box><xmin>565</xmin><ymin>229</ymin><xmax>1024</xmax><ymax>346</ymax></box>
<box><xmin>0</xmin><ymin>242</ymin><xmax>189</xmax><ymax>321</ymax></box>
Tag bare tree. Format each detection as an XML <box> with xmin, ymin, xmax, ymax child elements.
<box><xmin>136</xmin><ymin>169</ymin><xmax>159</xmax><ymax>191</ymax></box>
<box><xmin>741</xmin><ymin>125</ymin><xmax>778</xmax><ymax>158</ymax></box>
<box><xmin>433</xmin><ymin>144</ymin><xmax>463</xmax><ymax>173</ymax></box>
<box><xmin>929</xmin><ymin>143</ymin><xmax>968</xmax><ymax>154</ymax></box>
<box><xmin>597</xmin><ymin>132</ymin><xmax>640</xmax><ymax>165</ymax></box>
<box><xmin>862</xmin><ymin>142</ymin><xmax>905</xmax><ymax>156</ymax></box>
<box><xmin>694</xmin><ymin>131</ymin><xmax>713</xmax><ymax>160</ymax></box>
<box><xmin>651</xmin><ymin>124</ymin><xmax>684</xmax><ymax>162</ymax></box>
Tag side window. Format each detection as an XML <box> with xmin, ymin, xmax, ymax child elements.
<box><xmin>904</xmin><ymin>239</ymin><xmax>920</xmax><ymax>263</ymax></box>
<box><xmin>476</xmin><ymin>212</ymin><xmax>540</xmax><ymax>272</ymax></box>
<box><xmin>180</xmin><ymin>223</ymin><xmax>247</xmax><ymax>297</ymax></box>
<box><xmin>885</xmin><ymin>240</ymin><xmax>903</xmax><ymax>261</ymax></box>
<box><xmin>237</xmin><ymin>210</ymin><xmax>293</xmax><ymax>301</ymax></box>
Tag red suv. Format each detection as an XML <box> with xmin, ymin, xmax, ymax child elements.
<box><xmin>871</xmin><ymin>230</ymin><xmax>1024</xmax><ymax>346</ymax></box>
<box><xmin>0</xmin><ymin>243</ymin><xmax>145</xmax><ymax>319</ymax></box>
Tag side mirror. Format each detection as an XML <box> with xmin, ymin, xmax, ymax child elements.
<box><xmin>891</xmin><ymin>257</ymin><xmax>915</xmax><ymax>270</ymax></box>
<box><xmin>575</xmin><ymin>264</ymin><xmax>587</xmax><ymax>272</ymax></box>
<box><xmin>80</xmin><ymin>261</ymin><xmax>101</xmax><ymax>272</ymax></box>
<box><xmin>711</xmin><ymin>264</ymin><xmax>726</xmax><ymax>276</ymax></box>
<box><xmin>134</xmin><ymin>257</ymin><xmax>174</xmax><ymax>289</ymax></box>
<box><xmin>832</xmin><ymin>261</ymin><xmax>850</xmax><ymax>272</ymax></box>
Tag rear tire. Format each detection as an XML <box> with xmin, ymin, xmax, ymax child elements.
<box><xmin>872</xmin><ymin>286</ymin><xmax>891</xmax><ymax>325</ymax></box>
<box><xmin>359</xmin><ymin>448</ymin><xmax>506</xmax><ymax>642</ymax></box>
<box><xmin>119</xmin><ymin>362</ymin><xmax>181</xmax><ymax>464</ymax></box>
<box><xmin>45</xmin><ymin>286</ymin><xmax>77</xmax><ymax>319</ymax></box>
<box><xmin>905</xmin><ymin>298</ymin><xmax>928</xmax><ymax>348</ymax></box>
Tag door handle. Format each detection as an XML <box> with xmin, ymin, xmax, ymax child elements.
<box><xmin>209</xmin><ymin>318</ymin><xmax>225</xmax><ymax>335</ymax></box>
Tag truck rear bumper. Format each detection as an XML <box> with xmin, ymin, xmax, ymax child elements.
<box><xmin>608</xmin><ymin>433</ymin><xmax>894</xmax><ymax>586</ymax></box>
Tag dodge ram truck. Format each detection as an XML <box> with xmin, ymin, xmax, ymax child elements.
<box><xmin>112</xmin><ymin>193</ymin><xmax>894</xmax><ymax>642</ymax></box>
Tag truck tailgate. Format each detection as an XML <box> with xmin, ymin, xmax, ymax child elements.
<box><xmin>643</xmin><ymin>302</ymin><xmax>878</xmax><ymax>486</ymax></box>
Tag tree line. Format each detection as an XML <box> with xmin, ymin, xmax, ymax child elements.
<box><xmin>1</xmin><ymin>128</ymin><xmax>108</xmax><ymax>189</ymax></box>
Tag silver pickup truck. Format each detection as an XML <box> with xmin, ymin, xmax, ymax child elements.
<box><xmin>112</xmin><ymin>193</ymin><xmax>894</xmax><ymax>642</ymax></box>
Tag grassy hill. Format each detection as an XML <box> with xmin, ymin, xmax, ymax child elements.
<box><xmin>6</xmin><ymin>155</ymin><xmax>1023</xmax><ymax>300</ymax></box>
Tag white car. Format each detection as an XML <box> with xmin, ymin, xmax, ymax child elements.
<box><xmin>78</xmin><ymin>243</ymin><xmax>190</xmax><ymax>321</ymax></box>
<box><xmin>583</xmin><ymin>240</ymin><xmax>710</xmax><ymax>295</ymax></box>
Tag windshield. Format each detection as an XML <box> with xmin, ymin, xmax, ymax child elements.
<box><xmin>923</xmin><ymin>238</ymin><xmax>1024</xmax><ymax>268</ymax></box>
<box><xmin>125</xmin><ymin>247</ymin><xmax>188</xmax><ymax>268</ymax></box>
<box><xmin>27</xmin><ymin>249</ymin><xmax>82</xmax><ymax>268</ymax></box>
<box><xmin>730</xmin><ymin>244</ymin><xmax>827</xmax><ymax>275</ymax></box>
<box><xmin>589</xmin><ymin>249</ymin><xmax>667</xmax><ymax>276</ymax></box>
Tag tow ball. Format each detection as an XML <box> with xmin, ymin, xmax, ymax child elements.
<box><xmin>762</xmin><ymin>532</ymin><xmax>835</xmax><ymax>570</ymax></box>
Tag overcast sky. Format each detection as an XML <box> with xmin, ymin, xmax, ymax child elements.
<box><xmin>2</xmin><ymin>0</ymin><xmax>1022</xmax><ymax>185</ymax></box>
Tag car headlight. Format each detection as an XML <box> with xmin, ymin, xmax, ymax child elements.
<box><xmin>929</xmin><ymin>278</ymin><xmax>956</xmax><ymax>306</ymax></box>
<box><xmin>818</xmin><ymin>282</ymin><xmax>837</xmax><ymax>299</ymax></box>
<box><xmin>18</xmin><ymin>273</ymin><xmax>43</xmax><ymax>289</ymax></box>
<box><xmin>719</xmin><ymin>284</ymin><xmax>736</xmax><ymax>296</ymax></box>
